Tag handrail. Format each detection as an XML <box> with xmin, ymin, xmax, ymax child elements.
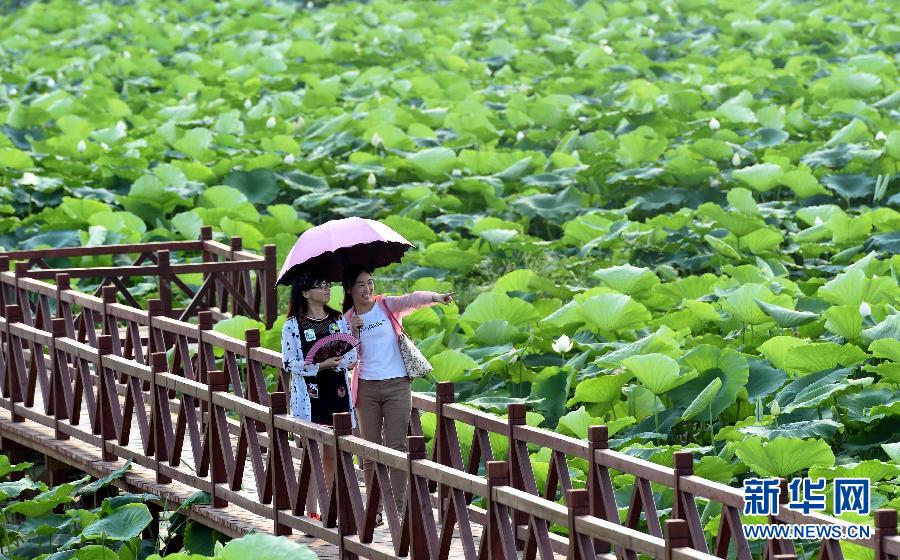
<box><xmin>0</xmin><ymin>242</ymin><xmax>895</xmax><ymax>560</ymax></box>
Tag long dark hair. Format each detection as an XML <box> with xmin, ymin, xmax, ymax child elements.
<box><xmin>287</xmin><ymin>273</ymin><xmax>339</xmax><ymax>320</ymax></box>
<box><xmin>342</xmin><ymin>265</ymin><xmax>373</xmax><ymax>312</ymax></box>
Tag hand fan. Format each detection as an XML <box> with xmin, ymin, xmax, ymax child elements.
<box><xmin>304</xmin><ymin>332</ymin><xmax>360</xmax><ymax>365</ymax></box>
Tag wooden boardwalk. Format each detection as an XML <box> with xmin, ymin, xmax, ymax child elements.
<box><xmin>0</xmin><ymin>239</ymin><xmax>897</xmax><ymax>560</ymax></box>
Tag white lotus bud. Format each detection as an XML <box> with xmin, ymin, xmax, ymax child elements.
<box><xmin>859</xmin><ymin>301</ymin><xmax>872</xmax><ymax>317</ymax></box>
<box><xmin>372</xmin><ymin>37</ymin><xmax>381</xmax><ymax>46</ymax></box>
<box><xmin>306</xmin><ymin>0</ymin><xmax>313</xmax><ymax>7</ymax></box>
<box><xmin>123</xmin><ymin>50</ymin><xmax>131</xmax><ymax>60</ymax></box>
<box><xmin>509</xmin><ymin>347</ymin><xmax>519</xmax><ymax>364</ymax></box>
<box><xmin>770</xmin><ymin>401</ymin><xmax>780</xmax><ymax>416</ymax></box>
<box><xmin>367</xmin><ymin>173</ymin><xmax>377</xmax><ymax>187</ymax></box>
<box><xmin>814</xmin><ymin>216</ymin><xmax>823</xmax><ymax>226</ymax></box>
<box><xmin>47</xmin><ymin>78</ymin><xmax>55</xmax><ymax>88</ymax></box>
<box><xmin>485</xmin><ymin>66</ymin><xmax>492</xmax><ymax>76</ymax></box>
<box><xmin>451</xmin><ymin>168</ymin><xmax>462</xmax><ymax>177</ymax></box>
<box><xmin>709</xmin><ymin>117</ymin><xmax>720</xmax><ymax>130</ymax></box>
<box><xmin>731</xmin><ymin>152</ymin><xmax>741</xmax><ymax>166</ymax></box>
<box><xmin>294</xmin><ymin>116</ymin><xmax>305</xmax><ymax>129</ymax></box>
<box><xmin>266</xmin><ymin>116</ymin><xmax>277</xmax><ymax>129</ymax></box>
<box><xmin>710</xmin><ymin>178</ymin><xmax>720</xmax><ymax>187</ymax></box>
<box><xmin>552</xmin><ymin>334</ymin><xmax>573</xmax><ymax>354</ymax></box>
<box><xmin>354</xmin><ymin>43</ymin><xmax>361</xmax><ymax>54</ymax></box>
<box><xmin>572</xmin><ymin>150</ymin><xmax>580</xmax><ymax>161</ymax></box>
<box><xmin>9</xmin><ymin>88</ymin><xmax>17</xmax><ymax>96</ymax></box>
<box><xmin>77</xmin><ymin>140</ymin><xmax>86</xmax><ymax>153</ymax></box>
<box><xmin>647</xmin><ymin>28</ymin><xmax>655</xmax><ymax>37</ymax></box>
<box><xmin>244</xmin><ymin>98</ymin><xmax>252</xmax><ymax>109</ymax></box>
<box><xmin>101</xmin><ymin>142</ymin><xmax>110</xmax><ymax>151</ymax></box>
<box><xmin>373</xmin><ymin>90</ymin><xmax>382</xmax><ymax>101</ymax></box>
<box><xmin>117</xmin><ymin>22</ymin><xmax>122</xmax><ymax>29</ymax></box>
<box><xmin>283</xmin><ymin>153</ymin><xmax>295</xmax><ymax>165</ymax></box>
<box><xmin>602</xmin><ymin>44</ymin><xmax>613</xmax><ymax>54</ymax></box>
<box><xmin>116</xmin><ymin>120</ymin><xmax>127</xmax><ymax>134</ymax></box>
<box><xmin>876</xmin><ymin>131</ymin><xmax>887</xmax><ymax>141</ymax></box>
<box><xmin>370</xmin><ymin>132</ymin><xmax>383</xmax><ymax>148</ymax></box>
<box><xmin>21</xmin><ymin>172</ymin><xmax>39</xmax><ymax>185</ymax></box>
<box><xmin>516</xmin><ymin>131</ymin><xmax>525</xmax><ymax>141</ymax></box>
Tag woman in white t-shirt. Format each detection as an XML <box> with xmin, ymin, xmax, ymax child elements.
<box><xmin>342</xmin><ymin>265</ymin><xmax>453</xmax><ymax>523</ymax></box>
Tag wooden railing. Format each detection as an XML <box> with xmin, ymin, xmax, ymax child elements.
<box><xmin>1</xmin><ymin>226</ymin><xmax>277</xmax><ymax>328</ymax></box>
<box><xmin>0</xmin><ymin>244</ymin><xmax>897</xmax><ymax>560</ymax></box>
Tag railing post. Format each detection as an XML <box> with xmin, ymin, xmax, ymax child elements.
<box><xmin>587</xmin><ymin>425</ymin><xmax>616</xmax><ymax>553</ymax></box>
<box><xmin>228</xmin><ymin>237</ymin><xmax>242</xmax><ymax>316</ymax></box>
<box><xmin>4</xmin><ymin>304</ymin><xmax>25</xmax><ymax>422</ymax></box>
<box><xmin>97</xmin><ymin>335</ymin><xmax>116</xmax><ymax>461</ymax></box>
<box><xmin>506</xmin><ymin>402</ymin><xmax>528</xmax><ymax>547</ymax></box>
<box><xmin>875</xmin><ymin>509</ymin><xmax>897</xmax><ymax>560</ymax></box>
<box><xmin>665</xmin><ymin>518</ymin><xmax>690</xmax><ymax>560</ymax></box>
<box><xmin>197</xmin><ymin>311</ymin><xmax>213</xmax><ymax>418</ymax></box>
<box><xmin>434</xmin><ymin>382</ymin><xmax>455</xmax><ymax>497</ymax></box>
<box><xmin>147</xmin><ymin>299</ymin><xmax>163</xmax><ymax>355</ymax></box>
<box><xmin>207</xmin><ymin>370</ymin><xmax>228</xmax><ymax>508</ymax></box>
<box><xmin>55</xmin><ymin>273</ymin><xmax>75</xmax><ymax>338</ymax></box>
<box><xmin>150</xmin><ymin>352</ymin><xmax>171</xmax><ymax>484</ymax></box>
<box><xmin>245</xmin><ymin>328</ymin><xmax>268</xmax><ymax>430</ymax></box>
<box><xmin>333</xmin><ymin>412</ymin><xmax>357</xmax><ymax>559</ymax></box>
<box><xmin>567</xmin><ymin>488</ymin><xmax>596</xmax><ymax>560</ymax></box>
<box><xmin>14</xmin><ymin>262</ymin><xmax>33</xmax><ymax>326</ymax></box>
<box><xmin>50</xmin><ymin>317</ymin><xmax>70</xmax><ymax>440</ymax></box>
<box><xmin>269</xmin><ymin>392</ymin><xmax>292</xmax><ymax>536</ymax></box>
<box><xmin>673</xmin><ymin>450</ymin><xmax>707</xmax><ymax>552</ymax></box>
<box><xmin>156</xmin><ymin>250</ymin><xmax>171</xmax><ymax>319</ymax></box>
<box><xmin>407</xmin><ymin>435</ymin><xmax>433</xmax><ymax>560</ymax></box>
<box><xmin>263</xmin><ymin>244</ymin><xmax>276</xmax><ymax>329</ymax></box>
<box><xmin>485</xmin><ymin>460</ymin><xmax>514</xmax><ymax>560</ymax></box>
<box><xmin>766</xmin><ymin>478</ymin><xmax>795</xmax><ymax>559</ymax></box>
<box><xmin>199</xmin><ymin>226</ymin><xmax>216</xmax><ymax>310</ymax></box>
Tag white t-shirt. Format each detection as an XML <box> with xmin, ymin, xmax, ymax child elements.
<box><xmin>357</xmin><ymin>302</ymin><xmax>407</xmax><ymax>381</ymax></box>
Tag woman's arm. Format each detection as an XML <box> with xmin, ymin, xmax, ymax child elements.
<box><xmin>282</xmin><ymin>318</ymin><xmax>320</xmax><ymax>377</ymax></box>
<box><xmin>384</xmin><ymin>291</ymin><xmax>443</xmax><ymax>320</ymax></box>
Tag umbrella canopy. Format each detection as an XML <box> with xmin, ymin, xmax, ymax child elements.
<box><xmin>276</xmin><ymin>217</ymin><xmax>414</xmax><ymax>286</ymax></box>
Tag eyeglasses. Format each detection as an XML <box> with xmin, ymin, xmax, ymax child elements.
<box><xmin>311</xmin><ymin>281</ymin><xmax>332</xmax><ymax>290</ymax></box>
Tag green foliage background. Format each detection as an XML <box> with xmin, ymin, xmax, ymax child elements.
<box><xmin>1</xmin><ymin>0</ymin><xmax>899</xmax><ymax>555</ymax></box>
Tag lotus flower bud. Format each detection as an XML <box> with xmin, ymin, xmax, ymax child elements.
<box><xmin>731</xmin><ymin>152</ymin><xmax>741</xmax><ymax>166</ymax></box>
<box><xmin>859</xmin><ymin>301</ymin><xmax>872</xmax><ymax>317</ymax></box>
<box><xmin>770</xmin><ymin>401</ymin><xmax>780</xmax><ymax>416</ymax></box>
<box><xmin>552</xmin><ymin>334</ymin><xmax>573</xmax><ymax>354</ymax></box>
<box><xmin>876</xmin><ymin>131</ymin><xmax>887</xmax><ymax>141</ymax></box>
<box><xmin>602</xmin><ymin>44</ymin><xmax>613</xmax><ymax>54</ymax></box>
<box><xmin>572</xmin><ymin>150</ymin><xmax>580</xmax><ymax>161</ymax></box>
<box><xmin>306</xmin><ymin>0</ymin><xmax>313</xmax><ymax>7</ymax></box>
<box><xmin>509</xmin><ymin>347</ymin><xmax>519</xmax><ymax>364</ymax></box>
<box><xmin>373</xmin><ymin>90</ymin><xmax>382</xmax><ymax>102</ymax></box>
<box><xmin>283</xmin><ymin>154</ymin><xmax>295</xmax><ymax>165</ymax></box>
<box><xmin>370</xmin><ymin>132</ymin><xmax>383</xmax><ymax>148</ymax></box>
<box><xmin>21</xmin><ymin>172</ymin><xmax>39</xmax><ymax>185</ymax></box>
<box><xmin>47</xmin><ymin>78</ymin><xmax>55</xmax><ymax>88</ymax></box>
<box><xmin>814</xmin><ymin>216</ymin><xmax>823</xmax><ymax>226</ymax></box>
<box><xmin>77</xmin><ymin>140</ymin><xmax>86</xmax><ymax>153</ymax></box>
<box><xmin>9</xmin><ymin>88</ymin><xmax>17</xmax><ymax>96</ymax></box>
<box><xmin>101</xmin><ymin>142</ymin><xmax>110</xmax><ymax>151</ymax></box>
<box><xmin>266</xmin><ymin>117</ymin><xmax>276</xmax><ymax>129</ymax></box>
<box><xmin>709</xmin><ymin>117</ymin><xmax>720</xmax><ymax>130</ymax></box>
<box><xmin>367</xmin><ymin>173</ymin><xmax>377</xmax><ymax>187</ymax></box>
<box><xmin>123</xmin><ymin>51</ymin><xmax>131</xmax><ymax>60</ymax></box>
<box><xmin>294</xmin><ymin>116</ymin><xmax>305</xmax><ymax>129</ymax></box>
<box><xmin>244</xmin><ymin>98</ymin><xmax>252</xmax><ymax>109</ymax></box>
<box><xmin>116</xmin><ymin>121</ymin><xmax>127</xmax><ymax>134</ymax></box>
<box><xmin>516</xmin><ymin>131</ymin><xmax>525</xmax><ymax>141</ymax></box>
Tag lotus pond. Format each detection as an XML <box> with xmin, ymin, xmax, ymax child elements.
<box><xmin>0</xmin><ymin>0</ymin><xmax>898</xmax><ymax>557</ymax></box>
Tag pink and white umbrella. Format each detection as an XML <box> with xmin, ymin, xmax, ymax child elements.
<box><xmin>276</xmin><ymin>217</ymin><xmax>414</xmax><ymax>286</ymax></box>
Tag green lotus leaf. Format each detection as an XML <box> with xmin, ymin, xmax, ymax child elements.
<box><xmin>595</xmin><ymin>326</ymin><xmax>684</xmax><ymax>367</ymax></box>
<box><xmin>615</xmin><ymin>126</ymin><xmax>667</xmax><ymax>167</ymax></box>
<box><xmin>218</xmin><ymin>533</ymin><xmax>317</xmax><ymax>560</ymax></box>
<box><xmin>470</xmin><ymin>320</ymin><xmax>528</xmax><ymax>346</ymax></box>
<box><xmin>823</xmin><ymin>305</ymin><xmax>863</xmax><ymax>341</ymax></box>
<box><xmin>774</xmin><ymin>367</ymin><xmax>854</xmax><ymax>413</ymax></box>
<box><xmin>557</xmin><ymin>406</ymin><xmax>606</xmax><ymax>439</ymax></box>
<box><xmin>733</xmin><ymin>163</ymin><xmax>782</xmax><ymax>192</ymax></box>
<box><xmin>407</xmin><ymin>147</ymin><xmax>457</xmax><ymax>177</ymax></box>
<box><xmin>755</xmin><ymin>299</ymin><xmax>819</xmax><ymax>328</ymax></box>
<box><xmin>722</xmin><ymin>283</ymin><xmax>792</xmax><ymax>326</ymax></box>
<box><xmin>862</xmin><ymin>314</ymin><xmax>900</xmax><ymax>344</ymax></box>
<box><xmin>74</xmin><ymin>545</ymin><xmax>118</xmax><ymax>560</ymax></box>
<box><xmin>461</xmin><ymin>292</ymin><xmax>539</xmax><ymax>327</ymax></box>
<box><xmin>0</xmin><ymin>479</ymin><xmax>44</xmax><ymax>501</ymax></box>
<box><xmin>739</xmin><ymin>419</ymin><xmax>843</xmax><ymax>440</ymax></box>
<box><xmin>82</xmin><ymin>503</ymin><xmax>152</xmax><ymax>541</ymax></box>
<box><xmin>579</xmin><ymin>293</ymin><xmax>652</xmax><ymax>334</ymax></box>
<box><xmin>0</xmin><ymin>456</ymin><xmax>32</xmax><ymax>478</ymax></box>
<box><xmin>430</xmin><ymin>349</ymin><xmax>478</xmax><ymax>383</ymax></box>
<box><xmin>870</xmin><ymin>338</ymin><xmax>900</xmax><ymax>362</ymax></box>
<box><xmin>734</xmin><ymin>436</ymin><xmax>835</xmax><ymax>478</ymax></box>
<box><xmin>622</xmin><ymin>353</ymin><xmax>697</xmax><ymax>395</ymax></box>
<box><xmin>681</xmin><ymin>377</ymin><xmax>722</xmax><ymax>421</ymax></box>
<box><xmin>782</xmin><ymin>343</ymin><xmax>868</xmax><ymax>377</ymax></box>
<box><xmin>670</xmin><ymin>345</ymin><xmax>749</xmax><ymax>420</ymax></box>
<box><xmin>592</xmin><ymin>264</ymin><xmax>660</xmax><ymax>298</ymax></box>
<box><xmin>568</xmin><ymin>372</ymin><xmax>633</xmax><ymax>405</ymax></box>
<box><xmin>419</xmin><ymin>241</ymin><xmax>481</xmax><ymax>273</ymax></box>
<box><xmin>809</xmin><ymin>460</ymin><xmax>900</xmax><ymax>482</ymax></box>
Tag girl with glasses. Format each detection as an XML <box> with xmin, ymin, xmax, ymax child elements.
<box><xmin>282</xmin><ymin>270</ymin><xmax>357</xmax><ymax>520</ymax></box>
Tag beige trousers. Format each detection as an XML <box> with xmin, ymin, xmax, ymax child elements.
<box><xmin>356</xmin><ymin>377</ymin><xmax>411</xmax><ymax>516</ymax></box>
